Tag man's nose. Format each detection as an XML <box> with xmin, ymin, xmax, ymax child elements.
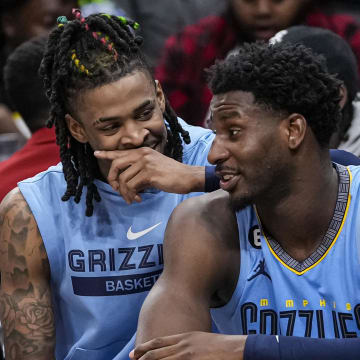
<box><xmin>119</xmin><ymin>121</ymin><xmax>149</xmax><ymax>149</ymax></box>
<box><xmin>207</xmin><ymin>136</ymin><xmax>229</xmax><ymax>165</ymax></box>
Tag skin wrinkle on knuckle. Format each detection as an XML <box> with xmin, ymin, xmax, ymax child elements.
<box><xmin>143</xmin><ymin>349</ymin><xmax>156</xmax><ymax>360</ymax></box>
<box><xmin>152</xmin><ymin>337</ymin><xmax>164</xmax><ymax>348</ymax></box>
<box><xmin>141</xmin><ymin>147</ymin><xmax>151</xmax><ymax>156</ymax></box>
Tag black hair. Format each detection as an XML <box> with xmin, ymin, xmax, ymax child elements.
<box><xmin>207</xmin><ymin>41</ymin><xmax>342</xmax><ymax>147</ymax></box>
<box><xmin>4</xmin><ymin>35</ymin><xmax>49</xmax><ymax>132</ymax></box>
<box><xmin>40</xmin><ymin>11</ymin><xmax>190</xmax><ymax>217</ymax></box>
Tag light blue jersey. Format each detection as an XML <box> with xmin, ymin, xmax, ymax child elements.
<box><xmin>18</xmin><ymin>120</ymin><xmax>214</xmax><ymax>360</ymax></box>
<box><xmin>211</xmin><ymin>163</ymin><xmax>360</xmax><ymax>339</ymax></box>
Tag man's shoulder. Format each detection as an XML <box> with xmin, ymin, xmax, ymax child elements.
<box><xmin>172</xmin><ymin>190</ymin><xmax>232</xmax><ymax>226</ymax></box>
<box><xmin>348</xmin><ymin>164</ymin><xmax>360</xmax><ymax>180</ymax></box>
<box><xmin>0</xmin><ymin>187</ymin><xmax>32</xmax><ymax>225</ymax></box>
<box><xmin>18</xmin><ymin>163</ymin><xmax>63</xmax><ymax>186</ymax></box>
<box><xmin>182</xmin><ymin>119</ymin><xmax>213</xmax><ymax>142</ymax></box>
<box><xmin>179</xmin><ymin>119</ymin><xmax>214</xmax><ymax>162</ymax></box>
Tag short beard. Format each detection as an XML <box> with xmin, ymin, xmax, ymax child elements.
<box><xmin>229</xmin><ymin>192</ymin><xmax>254</xmax><ymax>212</ymax></box>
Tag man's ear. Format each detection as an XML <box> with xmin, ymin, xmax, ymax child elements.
<box><xmin>339</xmin><ymin>84</ymin><xmax>348</xmax><ymax>110</ymax></box>
<box><xmin>155</xmin><ymin>80</ymin><xmax>166</xmax><ymax>114</ymax></box>
<box><xmin>282</xmin><ymin>113</ymin><xmax>307</xmax><ymax>150</ymax></box>
<box><xmin>65</xmin><ymin>114</ymin><xmax>88</xmax><ymax>143</ymax></box>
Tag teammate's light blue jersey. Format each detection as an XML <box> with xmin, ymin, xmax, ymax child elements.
<box><xmin>18</xmin><ymin>120</ymin><xmax>214</xmax><ymax>360</ymax></box>
<box><xmin>211</xmin><ymin>163</ymin><xmax>360</xmax><ymax>339</ymax></box>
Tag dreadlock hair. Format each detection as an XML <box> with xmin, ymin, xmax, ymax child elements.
<box><xmin>40</xmin><ymin>10</ymin><xmax>190</xmax><ymax>217</ymax></box>
<box><xmin>207</xmin><ymin>41</ymin><xmax>343</xmax><ymax>148</ymax></box>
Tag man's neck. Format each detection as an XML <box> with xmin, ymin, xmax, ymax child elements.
<box><xmin>256</xmin><ymin>160</ymin><xmax>339</xmax><ymax>262</ymax></box>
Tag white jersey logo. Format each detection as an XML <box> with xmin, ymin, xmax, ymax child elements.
<box><xmin>127</xmin><ymin>222</ymin><xmax>162</xmax><ymax>240</ymax></box>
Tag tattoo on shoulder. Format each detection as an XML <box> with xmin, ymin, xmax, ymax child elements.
<box><xmin>0</xmin><ymin>190</ymin><xmax>55</xmax><ymax>358</ymax></box>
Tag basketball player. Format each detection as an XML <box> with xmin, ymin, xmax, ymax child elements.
<box><xmin>133</xmin><ymin>42</ymin><xmax>360</xmax><ymax>359</ymax></box>
<box><xmin>0</xmin><ymin>10</ymin><xmax>214</xmax><ymax>359</ymax></box>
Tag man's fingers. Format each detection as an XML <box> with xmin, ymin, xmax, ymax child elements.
<box><xmin>94</xmin><ymin>148</ymin><xmax>153</xmax><ymax>161</ymax></box>
<box><xmin>94</xmin><ymin>150</ymin><xmax>126</xmax><ymax>160</ymax></box>
<box><xmin>134</xmin><ymin>334</ymin><xmax>187</xmax><ymax>359</ymax></box>
<box><xmin>109</xmin><ymin>160</ymin><xmax>141</xmax><ymax>186</ymax></box>
<box><xmin>136</xmin><ymin>346</ymin><xmax>179</xmax><ymax>360</ymax></box>
<box><xmin>117</xmin><ymin>164</ymin><xmax>143</xmax><ymax>202</ymax></box>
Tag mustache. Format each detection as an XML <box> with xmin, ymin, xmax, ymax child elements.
<box><xmin>215</xmin><ymin>164</ymin><xmax>238</xmax><ymax>173</ymax></box>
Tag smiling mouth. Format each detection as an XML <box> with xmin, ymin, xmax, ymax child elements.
<box><xmin>218</xmin><ymin>174</ymin><xmax>240</xmax><ymax>192</ymax></box>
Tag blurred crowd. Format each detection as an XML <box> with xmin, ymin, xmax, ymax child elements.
<box><xmin>1</xmin><ymin>1</ymin><xmax>360</xmax><ymax>157</ymax></box>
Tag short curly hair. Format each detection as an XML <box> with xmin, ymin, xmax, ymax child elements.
<box><xmin>207</xmin><ymin>41</ymin><xmax>342</xmax><ymax>147</ymax></box>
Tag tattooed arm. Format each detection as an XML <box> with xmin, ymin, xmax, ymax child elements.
<box><xmin>0</xmin><ymin>188</ymin><xmax>55</xmax><ymax>359</ymax></box>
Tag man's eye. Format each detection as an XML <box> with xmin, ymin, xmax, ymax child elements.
<box><xmin>137</xmin><ymin>108</ymin><xmax>154</xmax><ymax>120</ymax></box>
<box><xmin>101</xmin><ymin>124</ymin><xmax>118</xmax><ymax>131</ymax></box>
<box><xmin>230</xmin><ymin>129</ymin><xmax>241</xmax><ymax>136</ymax></box>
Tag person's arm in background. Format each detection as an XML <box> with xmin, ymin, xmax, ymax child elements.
<box><xmin>0</xmin><ymin>188</ymin><xmax>55</xmax><ymax>359</ymax></box>
<box><xmin>330</xmin><ymin>148</ymin><xmax>360</xmax><ymax>165</ymax></box>
<box><xmin>244</xmin><ymin>335</ymin><xmax>360</xmax><ymax>360</ymax></box>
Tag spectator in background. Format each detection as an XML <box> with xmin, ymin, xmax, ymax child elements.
<box><xmin>0</xmin><ymin>36</ymin><xmax>60</xmax><ymax>202</ymax></box>
<box><xmin>0</xmin><ymin>0</ymin><xmax>77</xmax><ymax>139</ymax></box>
<box><xmin>115</xmin><ymin>0</ymin><xmax>226</xmax><ymax>69</ymax></box>
<box><xmin>270</xmin><ymin>25</ymin><xmax>360</xmax><ymax>158</ymax></box>
<box><xmin>156</xmin><ymin>0</ymin><xmax>360</xmax><ymax>127</ymax></box>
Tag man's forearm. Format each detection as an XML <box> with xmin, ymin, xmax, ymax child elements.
<box><xmin>244</xmin><ymin>335</ymin><xmax>360</xmax><ymax>360</ymax></box>
<box><xmin>1</xmin><ymin>293</ymin><xmax>55</xmax><ymax>360</ymax></box>
<box><xmin>136</xmin><ymin>279</ymin><xmax>211</xmax><ymax>345</ymax></box>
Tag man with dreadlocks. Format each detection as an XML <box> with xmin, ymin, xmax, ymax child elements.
<box><xmin>0</xmin><ymin>9</ymin><xmax>214</xmax><ymax>360</ymax></box>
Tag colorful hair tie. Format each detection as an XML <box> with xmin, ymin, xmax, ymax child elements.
<box><xmin>116</xmin><ymin>16</ymin><xmax>140</xmax><ymax>30</ymax></box>
<box><xmin>57</xmin><ymin>16</ymin><xmax>68</xmax><ymax>27</ymax></box>
<box><xmin>101</xmin><ymin>13</ymin><xmax>112</xmax><ymax>20</ymax></box>
<box><xmin>71</xmin><ymin>50</ymin><xmax>90</xmax><ymax>76</ymax></box>
<box><xmin>89</xmin><ymin>30</ymin><xmax>118</xmax><ymax>61</ymax></box>
<box><xmin>72</xmin><ymin>8</ymin><xmax>82</xmax><ymax>20</ymax></box>
<box><xmin>118</xmin><ymin>16</ymin><xmax>127</xmax><ymax>25</ymax></box>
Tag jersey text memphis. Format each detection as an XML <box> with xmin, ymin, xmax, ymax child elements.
<box><xmin>211</xmin><ymin>163</ymin><xmax>360</xmax><ymax>339</ymax></box>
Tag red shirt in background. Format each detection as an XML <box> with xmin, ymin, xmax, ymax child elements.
<box><xmin>0</xmin><ymin>127</ymin><xmax>60</xmax><ymax>201</ymax></box>
<box><xmin>156</xmin><ymin>9</ymin><xmax>360</xmax><ymax>127</ymax></box>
